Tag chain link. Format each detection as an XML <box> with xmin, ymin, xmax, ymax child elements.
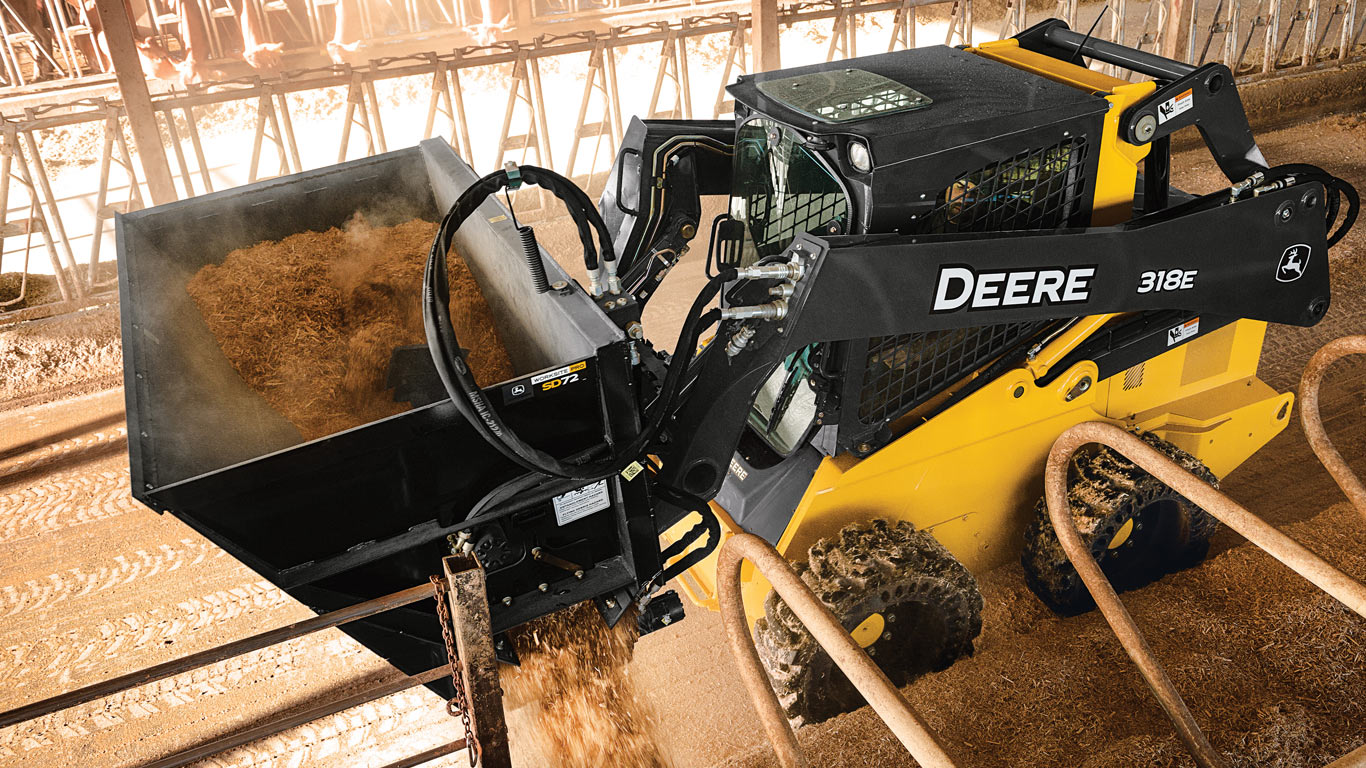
<box><xmin>431</xmin><ymin>576</ymin><xmax>480</xmax><ymax>766</ymax></box>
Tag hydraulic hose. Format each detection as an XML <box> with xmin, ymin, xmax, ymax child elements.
<box><xmin>1246</xmin><ymin>164</ymin><xmax>1359</xmax><ymax>247</ymax></box>
<box><xmin>423</xmin><ymin>165</ymin><xmax>736</xmax><ymax>480</ymax></box>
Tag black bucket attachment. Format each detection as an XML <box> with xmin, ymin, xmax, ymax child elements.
<box><xmin>117</xmin><ymin>140</ymin><xmax>657</xmax><ymax>685</ymax></box>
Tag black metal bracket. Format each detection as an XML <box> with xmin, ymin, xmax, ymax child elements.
<box><xmin>1119</xmin><ymin>62</ymin><xmax>1268</xmax><ymax>182</ymax></box>
<box><xmin>1012</xmin><ymin>19</ymin><xmax>1268</xmax><ymax>184</ymax></box>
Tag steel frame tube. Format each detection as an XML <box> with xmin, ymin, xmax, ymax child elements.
<box><xmin>1298</xmin><ymin>335</ymin><xmax>1366</xmax><ymax>517</ymax></box>
<box><xmin>0</xmin><ymin>582</ymin><xmax>434</xmax><ymax>729</ymax></box>
<box><xmin>1044</xmin><ymin>420</ymin><xmax>1366</xmax><ymax>768</ymax></box>
<box><xmin>717</xmin><ymin>531</ymin><xmax>959</xmax><ymax>768</ymax></box>
<box><xmin>374</xmin><ymin>739</ymin><xmax>470</xmax><ymax>768</ymax></box>
<box><xmin>134</xmin><ymin>666</ymin><xmax>448</xmax><ymax>768</ymax></box>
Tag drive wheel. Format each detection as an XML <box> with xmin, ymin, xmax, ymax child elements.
<box><xmin>1022</xmin><ymin>431</ymin><xmax>1219</xmax><ymax>615</ymax></box>
<box><xmin>753</xmin><ymin>519</ymin><xmax>983</xmax><ymax>727</ymax></box>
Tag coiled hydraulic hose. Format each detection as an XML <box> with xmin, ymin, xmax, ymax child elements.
<box><xmin>424</xmin><ymin>164</ymin><xmax>736</xmax><ymax>481</ymax></box>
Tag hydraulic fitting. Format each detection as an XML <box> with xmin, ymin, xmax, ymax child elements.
<box><xmin>720</xmin><ymin>299</ymin><xmax>787</xmax><ymax>321</ymax></box>
<box><xmin>736</xmin><ymin>260</ymin><xmax>805</xmax><ymax>282</ymax></box>
<box><xmin>605</xmin><ymin>255</ymin><xmax>623</xmax><ymax>295</ymax></box>
<box><xmin>1230</xmin><ymin>171</ymin><xmax>1266</xmax><ymax>201</ymax></box>
<box><xmin>725</xmin><ymin>325</ymin><xmax>757</xmax><ymax>357</ymax></box>
<box><xmin>587</xmin><ymin>265</ymin><xmax>606</xmax><ymax>298</ymax></box>
<box><xmin>769</xmin><ymin>282</ymin><xmax>795</xmax><ymax>299</ymax></box>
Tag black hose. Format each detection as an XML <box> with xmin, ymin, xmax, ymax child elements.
<box><xmin>519</xmin><ymin>226</ymin><xmax>552</xmax><ymax>294</ymax></box>
<box><xmin>424</xmin><ymin>166</ymin><xmax>735</xmax><ymax>480</ymax></box>
<box><xmin>1253</xmin><ymin>164</ymin><xmax>1359</xmax><ymax>247</ymax></box>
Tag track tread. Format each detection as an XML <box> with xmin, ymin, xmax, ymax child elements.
<box><xmin>1021</xmin><ymin>431</ymin><xmax>1220</xmax><ymax>615</ymax></box>
<box><xmin>754</xmin><ymin>519</ymin><xmax>983</xmax><ymax>727</ymax></box>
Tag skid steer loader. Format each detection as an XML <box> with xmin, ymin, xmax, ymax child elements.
<box><xmin>118</xmin><ymin>19</ymin><xmax>1357</xmax><ymax>723</ymax></box>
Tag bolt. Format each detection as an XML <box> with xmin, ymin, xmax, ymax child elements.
<box><xmin>1065</xmin><ymin>376</ymin><xmax>1093</xmax><ymax>401</ymax></box>
<box><xmin>574</xmin><ymin>569</ymin><xmax>585</xmax><ymax>579</ymax></box>
<box><xmin>605</xmin><ymin>598</ymin><xmax>618</xmax><ymax>609</ymax></box>
<box><xmin>887</xmin><ymin>614</ymin><xmax>896</xmax><ymax>623</ymax></box>
<box><xmin>502</xmin><ymin>596</ymin><xmax>513</xmax><ymax>606</ymax></box>
<box><xmin>538</xmin><ymin>583</ymin><xmax>549</xmax><ymax>592</ymax></box>
<box><xmin>680</xmin><ymin>222</ymin><xmax>697</xmax><ymax>239</ymax></box>
<box><xmin>1278</xmin><ymin>203</ymin><xmax>1294</xmax><ymax>222</ymax></box>
<box><xmin>551</xmin><ymin>280</ymin><xmax>568</xmax><ymax>292</ymax></box>
<box><xmin>626</xmin><ymin>321</ymin><xmax>644</xmax><ymax>340</ymax></box>
<box><xmin>531</xmin><ymin>546</ymin><xmax>542</xmax><ymax>557</ymax></box>
<box><xmin>1013</xmin><ymin>385</ymin><xmax>1025</xmax><ymax>399</ymax></box>
<box><xmin>1134</xmin><ymin>114</ymin><xmax>1158</xmax><ymax>143</ymax></box>
<box><xmin>857</xmin><ymin>442</ymin><xmax>872</xmax><ymax>453</ymax></box>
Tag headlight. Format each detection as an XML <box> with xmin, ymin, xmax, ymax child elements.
<box><xmin>848</xmin><ymin>141</ymin><xmax>872</xmax><ymax>173</ymax></box>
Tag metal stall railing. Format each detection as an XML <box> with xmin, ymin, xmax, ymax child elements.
<box><xmin>0</xmin><ymin>575</ymin><xmax>503</xmax><ymax>768</ymax></box>
<box><xmin>0</xmin><ymin>0</ymin><xmax>1363</xmax><ymax>324</ymax></box>
<box><xmin>717</xmin><ymin>531</ymin><xmax>961</xmax><ymax>768</ymax></box>
<box><xmin>1041</xmin><ymin>336</ymin><xmax>1366</xmax><ymax>768</ymax></box>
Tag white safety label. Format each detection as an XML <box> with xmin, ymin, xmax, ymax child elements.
<box><xmin>1157</xmin><ymin>88</ymin><xmax>1194</xmax><ymax>124</ymax></box>
<box><xmin>1167</xmin><ymin>317</ymin><xmax>1200</xmax><ymax>346</ymax></box>
<box><xmin>553</xmin><ymin>480</ymin><xmax>610</xmax><ymax>526</ymax></box>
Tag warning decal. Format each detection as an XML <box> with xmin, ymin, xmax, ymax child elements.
<box><xmin>553</xmin><ymin>480</ymin><xmax>610</xmax><ymax>526</ymax></box>
<box><xmin>1157</xmin><ymin>88</ymin><xmax>1194</xmax><ymax>124</ymax></box>
<box><xmin>1167</xmin><ymin>317</ymin><xmax>1200</xmax><ymax>346</ymax></box>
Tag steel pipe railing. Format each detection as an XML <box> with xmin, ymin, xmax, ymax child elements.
<box><xmin>0</xmin><ymin>582</ymin><xmax>435</xmax><ymax>729</ymax></box>
<box><xmin>0</xmin><ymin>581</ymin><xmax>467</xmax><ymax>768</ymax></box>
<box><xmin>1299</xmin><ymin>334</ymin><xmax>1366</xmax><ymax>516</ymax></box>
<box><xmin>136</xmin><ymin>665</ymin><xmax>453</xmax><ymax>768</ymax></box>
<box><xmin>717</xmin><ymin>531</ymin><xmax>960</xmax><ymax>768</ymax></box>
<box><xmin>1044</xmin><ymin>419</ymin><xmax>1366</xmax><ymax>768</ymax></box>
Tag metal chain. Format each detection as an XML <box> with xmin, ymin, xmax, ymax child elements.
<box><xmin>430</xmin><ymin>576</ymin><xmax>480</xmax><ymax>766</ymax></box>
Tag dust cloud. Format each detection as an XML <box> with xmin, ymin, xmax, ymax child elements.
<box><xmin>502</xmin><ymin>603</ymin><xmax>672</xmax><ymax>768</ymax></box>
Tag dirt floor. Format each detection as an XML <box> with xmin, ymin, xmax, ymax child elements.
<box><xmin>1</xmin><ymin>108</ymin><xmax>1365</xmax><ymax>768</ymax></box>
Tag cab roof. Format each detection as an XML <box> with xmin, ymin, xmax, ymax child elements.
<box><xmin>726</xmin><ymin>45</ymin><xmax>1108</xmax><ymax>165</ymax></box>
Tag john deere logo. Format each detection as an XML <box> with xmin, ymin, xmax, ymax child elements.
<box><xmin>728</xmin><ymin>458</ymin><xmax>749</xmax><ymax>482</ymax></box>
<box><xmin>1277</xmin><ymin>244</ymin><xmax>1310</xmax><ymax>283</ymax></box>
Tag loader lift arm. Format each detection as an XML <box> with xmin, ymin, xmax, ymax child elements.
<box><xmin>599</xmin><ymin>118</ymin><xmax>734</xmax><ymax>306</ymax></box>
<box><xmin>657</xmin><ymin>172</ymin><xmax>1352</xmax><ymax>499</ymax></box>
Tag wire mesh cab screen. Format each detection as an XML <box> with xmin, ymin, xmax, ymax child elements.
<box><xmin>756</xmin><ymin>68</ymin><xmax>932</xmax><ymax>124</ymax></box>
<box><xmin>840</xmin><ymin>137</ymin><xmax>1092</xmax><ymax>451</ymax></box>
<box><xmin>920</xmin><ymin>137</ymin><xmax>1089</xmax><ymax>234</ymax></box>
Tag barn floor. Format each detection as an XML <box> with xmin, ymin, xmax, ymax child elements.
<box><xmin>1</xmin><ymin>111</ymin><xmax>1365</xmax><ymax>768</ymax></box>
